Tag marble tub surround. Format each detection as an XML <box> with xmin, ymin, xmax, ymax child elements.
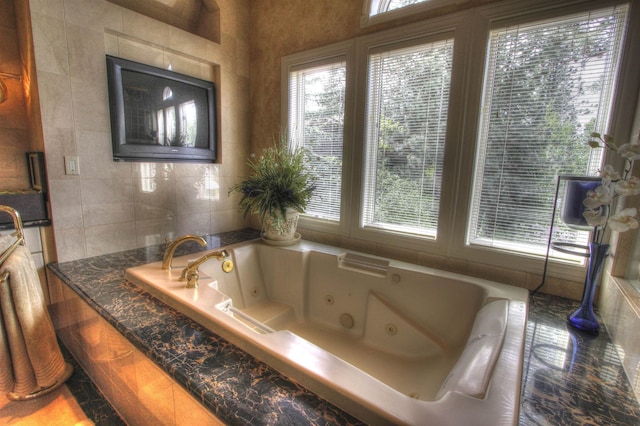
<box><xmin>522</xmin><ymin>293</ymin><xmax>640</xmax><ymax>425</ymax></box>
<box><xmin>48</xmin><ymin>229</ymin><xmax>364</xmax><ymax>425</ymax></box>
<box><xmin>47</xmin><ymin>229</ymin><xmax>640</xmax><ymax>425</ymax></box>
<box><xmin>58</xmin><ymin>342</ymin><xmax>126</xmax><ymax>425</ymax></box>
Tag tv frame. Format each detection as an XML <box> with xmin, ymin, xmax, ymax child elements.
<box><xmin>106</xmin><ymin>55</ymin><xmax>217</xmax><ymax>163</ymax></box>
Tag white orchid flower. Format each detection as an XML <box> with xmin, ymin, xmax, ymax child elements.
<box><xmin>608</xmin><ymin>208</ymin><xmax>639</xmax><ymax>232</ymax></box>
<box><xmin>616</xmin><ymin>176</ymin><xmax>640</xmax><ymax>196</ymax></box>
<box><xmin>583</xmin><ymin>209</ymin><xmax>608</xmax><ymax>227</ymax></box>
<box><xmin>600</xmin><ymin>164</ymin><xmax>620</xmax><ymax>183</ymax></box>
<box><xmin>583</xmin><ymin>184</ymin><xmax>614</xmax><ymax>209</ymax></box>
<box><xmin>617</xmin><ymin>142</ymin><xmax>640</xmax><ymax>161</ymax></box>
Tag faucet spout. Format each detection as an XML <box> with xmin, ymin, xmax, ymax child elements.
<box><xmin>162</xmin><ymin>234</ymin><xmax>207</xmax><ymax>270</ymax></box>
<box><xmin>179</xmin><ymin>250</ymin><xmax>229</xmax><ymax>288</ymax></box>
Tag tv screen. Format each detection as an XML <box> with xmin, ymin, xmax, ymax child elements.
<box><xmin>106</xmin><ymin>55</ymin><xmax>217</xmax><ymax>162</ymax></box>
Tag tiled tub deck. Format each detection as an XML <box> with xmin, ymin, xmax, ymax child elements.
<box><xmin>47</xmin><ymin>229</ymin><xmax>640</xmax><ymax>425</ymax></box>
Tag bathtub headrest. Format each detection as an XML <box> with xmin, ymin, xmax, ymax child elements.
<box><xmin>436</xmin><ymin>299</ymin><xmax>509</xmax><ymax>399</ymax></box>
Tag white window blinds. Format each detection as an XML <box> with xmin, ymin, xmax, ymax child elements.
<box><xmin>289</xmin><ymin>60</ymin><xmax>346</xmax><ymax>221</ymax></box>
<box><xmin>362</xmin><ymin>38</ymin><xmax>453</xmax><ymax>237</ymax></box>
<box><xmin>469</xmin><ymin>6</ymin><xmax>628</xmax><ymax>254</ymax></box>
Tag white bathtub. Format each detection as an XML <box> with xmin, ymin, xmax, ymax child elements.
<box><xmin>125</xmin><ymin>239</ymin><xmax>528</xmax><ymax>425</ymax></box>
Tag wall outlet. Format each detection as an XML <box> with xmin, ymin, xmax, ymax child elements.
<box><xmin>64</xmin><ymin>156</ymin><xmax>80</xmax><ymax>175</ymax></box>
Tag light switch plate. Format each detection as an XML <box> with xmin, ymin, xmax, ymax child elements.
<box><xmin>64</xmin><ymin>156</ymin><xmax>80</xmax><ymax>175</ymax></box>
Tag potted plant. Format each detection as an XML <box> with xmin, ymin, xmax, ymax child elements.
<box><xmin>562</xmin><ymin>131</ymin><xmax>640</xmax><ymax>334</ymax></box>
<box><xmin>229</xmin><ymin>136</ymin><xmax>316</xmax><ymax>244</ymax></box>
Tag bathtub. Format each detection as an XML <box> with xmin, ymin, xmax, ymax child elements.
<box><xmin>125</xmin><ymin>239</ymin><xmax>528</xmax><ymax>425</ymax></box>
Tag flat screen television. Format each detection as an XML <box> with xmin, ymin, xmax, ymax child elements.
<box><xmin>106</xmin><ymin>55</ymin><xmax>217</xmax><ymax>162</ymax></box>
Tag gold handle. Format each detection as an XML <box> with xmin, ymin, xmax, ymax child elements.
<box><xmin>222</xmin><ymin>259</ymin><xmax>234</xmax><ymax>273</ymax></box>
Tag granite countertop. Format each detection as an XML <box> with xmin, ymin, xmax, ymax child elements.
<box><xmin>48</xmin><ymin>229</ymin><xmax>640</xmax><ymax>425</ymax></box>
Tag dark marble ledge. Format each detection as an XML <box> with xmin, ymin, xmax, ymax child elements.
<box><xmin>48</xmin><ymin>229</ymin><xmax>640</xmax><ymax>425</ymax></box>
<box><xmin>522</xmin><ymin>293</ymin><xmax>640</xmax><ymax>425</ymax></box>
<box><xmin>48</xmin><ymin>229</ymin><xmax>364</xmax><ymax>426</ymax></box>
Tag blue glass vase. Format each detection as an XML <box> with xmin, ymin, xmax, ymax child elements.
<box><xmin>567</xmin><ymin>242</ymin><xmax>608</xmax><ymax>334</ymax></box>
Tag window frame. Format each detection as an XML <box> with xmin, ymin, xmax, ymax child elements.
<box><xmin>361</xmin><ymin>0</ymin><xmax>459</xmax><ymax>27</ymax></box>
<box><xmin>451</xmin><ymin>0</ymin><xmax>639</xmax><ymax>281</ymax></box>
<box><xmin>283</xmin><ymin>0</ymin><xmax>639</xmax><ymax>282</ymax></box>
<box><xmin>350</xmin><ymin>15</ymin><xmax>468</xmax><ymax>253</ymax></box>
<box><xmin>281</xmin><ymin>41</ymin><xmax>357</xmax><ymax>237</ymax></box>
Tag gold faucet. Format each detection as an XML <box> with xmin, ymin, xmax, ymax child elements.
<box><xmin>179</xmin><ymin>250</ymin><xmax>230</xmax><ymax>289</ymax></box>
<box><xmin>162</xmin><ymin>234</ymin><xmax>207</xmax><ymax>270</ymax></box>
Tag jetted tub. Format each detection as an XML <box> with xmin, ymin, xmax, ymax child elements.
<box><xmin>125</xmin><ymin>239</ymin><xmax>528</xmax><ymax>425</ymax></box>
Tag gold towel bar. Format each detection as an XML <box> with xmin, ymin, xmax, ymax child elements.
<box><xmin>0</xmin><ymin>205</ymin><xmax>26</xmax><ymax>269</ymax></box>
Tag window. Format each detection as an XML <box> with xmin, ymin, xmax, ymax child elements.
<box><xmin>288</xmin><ymin>59</ymin><xmax>347</xmax><ymax>222</ymax></box>
<box><xmin>363</xmin><ymin>38</ymin><xmax>453</xmax><ymax>237</ymax></box>
<box><xmin>370</xmin><ymin>0</ymin><xmax>427</xmax><ymax>15</ymax></box>
<box><xmin>468</xmin><ymin>6</ymin><xmax>629</xmax><ymax>256</ymax></box>
<box><xmin>365</xmin><ymin>0</ymin><xmax>454</xmax><ymax>25</ymax></box>
<box><xmin>285</xmin><ymin>0</ymin><xmax>636</xmax><ymax>277</ymax></box>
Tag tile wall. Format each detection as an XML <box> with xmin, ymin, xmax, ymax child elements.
<box><xmin>600</xmin><ymin>275</ymin><xmax>640</xmax><ymax>404</ymax></box>
<box><xmin>28</xmin><ymin>0</ymin><xmax>250</xmax><ymax>262</ymax></box>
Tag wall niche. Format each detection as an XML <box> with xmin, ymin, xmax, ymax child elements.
<box><xmin>106</xmin><ymin>0</ymin><xmax>220</xmax><ymax>43</ymax></box>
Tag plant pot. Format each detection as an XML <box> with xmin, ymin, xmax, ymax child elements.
<box><xmin>262</xmin><ymin>208</ymin><xmax>300</xmax><ymax>242</ymax></box>
<box><xmin>560</xmin><ymin>177</ymin><xmax>602</xmax><ymax>230</ymax></box>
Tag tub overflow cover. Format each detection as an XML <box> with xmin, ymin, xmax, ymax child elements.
<box><xmin>340</xmin><ymin>313</ymin><xmax>355</xmax><ymax>329</ymax></box>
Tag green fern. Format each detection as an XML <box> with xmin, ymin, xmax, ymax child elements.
<box><xmin>229</xmin><ymin>136</ymin><xmax>316</xmax><ymax>223</ymax></box>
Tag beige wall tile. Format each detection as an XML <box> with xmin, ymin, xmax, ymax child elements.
<box><xmin>62</xmin><ymin>0</ymin><xmax>123</xmax><ymax>32</ymax></box>
<box><xmin>66</xmin><ymin>25</ymin><xmax>107</xmax><ymax>81</ymax></box>
<box><xmin>117</xmin><ymin>38</ymin><xmax>165</xmax><ymax>67</ymax></box>
<box><xmin>134</xmin><ymin>176</ymin><xmax>177</xmax><ymax>221</ymax></box>
<box><xmin>81</xmin><ymin>178</ymin><xmax>134</xmax><ymax>226</ymax></box>
<box><xmin>122</xmin><ymin>9</ymin><xmax>171</xmax><ymax>47</ymax></box>
<box><xmin>54</xmin><ymin>227</ymin><xmax>88</xmax><ymax>262</ymax></box>
<box><xmin>48</xmin><ymin>179</ymin><xmax>83</xmax><ymax>229</ymax></box>
<box><xmin>30</xmin><ymin>12</ymin><xmax>68</xmax><ymax>75</ymax></box>
<box><xmin>42</xmin><ymin>128</ymin><xmax>76</xmax><ymax>179</ymax></box>
<box><xmin>85</xmin><ymin>221</ymin><xmax>137</xmax><ymax>257</ymax></box>
<box><xmin>37</xmin><ymin>71</ymin><xmax>74</xmax><ymax>130</ymax></box>
<box><xmin>135</xmin><ymin>217</ymin><xmax>176</xmax><ymax>247</ymax></box>
<box><xmin>29</xmin><ymin>0</ymin><xmax>65</xmax><ymax>19</ymax></box>
<box><xmin>601</xmin><ymin>277</ymin><xmax>640</xmax><ymax>404</ymax></box>
<box><xmin>70</xmin><ymin>77</ymin><xmax>111</xmax><ymax>132</ymax></box>
<box><xmin>76</xmin><ymin>129</ymin><xmax>133</xmax><ymax>179</ymax></box>
<box><xmin>30</xmin><ymin>0</ymin><xmax>251</xmax><ymax>262</ymax></box>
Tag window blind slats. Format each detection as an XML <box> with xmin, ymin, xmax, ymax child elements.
<box><xmin>289</xmin><ymin>61</ymin><xmax>346</xmax><ymax>221</ymax></box>
<box><xmin>363</xmin><ymin>38</ymin><xmax>453</xmax><ymax>237</ymax></box>
<box><xmin>469</xmin><ymin>6</ymin><xmax>628</xmax><ymax>254</ymax></box>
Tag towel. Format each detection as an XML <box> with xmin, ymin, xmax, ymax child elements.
<box><xmin>0</xmin><ymin>244</ymin><xmax>68</xmax><ymax>397</ymax></box>
<box><xmin>0</xmin><ymin>234</ymin><xmax>17</xmax><ymax>258</ymax></box>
